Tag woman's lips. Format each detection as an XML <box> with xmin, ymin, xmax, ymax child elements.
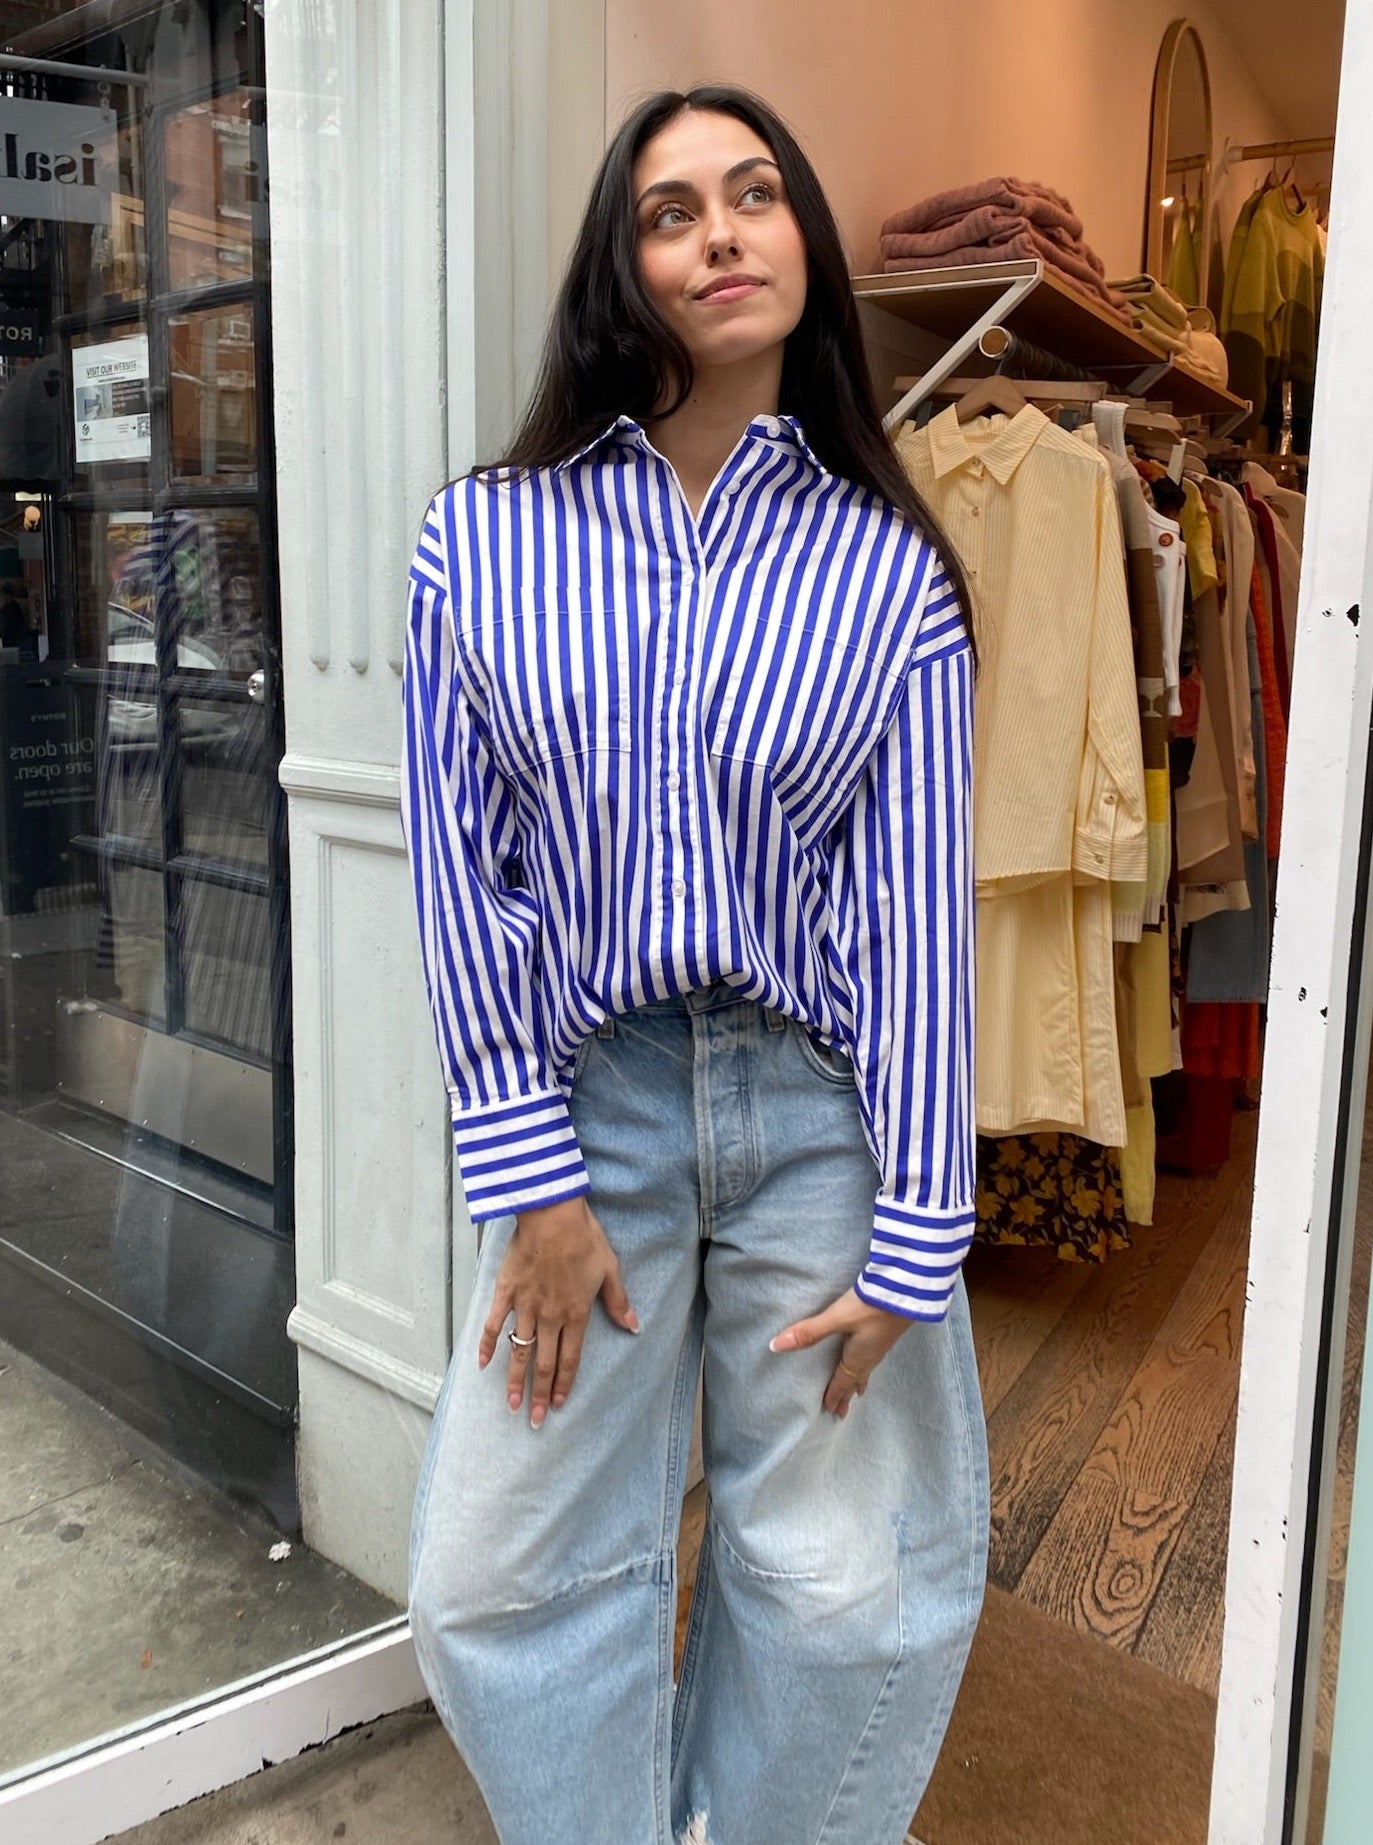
<box><xmin>697</xmin><ymin>281</ymin><xmax>764</xmax><ymax>304</ymax></box>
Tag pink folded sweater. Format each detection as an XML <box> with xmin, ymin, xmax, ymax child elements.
<box><xmin>881</xmin><ymin>228</ymin><xmax>1130</xmax><ymax>318</ymax></box>
<box><xmin>881</xmin><ymin>177</ymin><xmax>1084</xmax><ymax>241</ymax></box>
<box><xmin>881</xmin><ymin>207</ymin><xmax>1107</xmax><ymax>277</ymax></box>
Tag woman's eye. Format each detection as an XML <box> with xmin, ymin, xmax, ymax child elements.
<box><xmin>650</xmin><ymin>203</ymin><xmax>688</xmax><ymax>229</ymax></box>
<box><xmin>741</xmin><ymin>181</ymin><xmax>775</xmax><ymax>205</ymax></box>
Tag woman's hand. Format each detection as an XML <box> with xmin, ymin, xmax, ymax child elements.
<box><xmin>769</xmin><ymin>1288</ymin><xmax>914</xmax><ymax>1419</ymax></box>
<box><xmin>478</xmin><ymin>1196</ymin><xmax>639</xmax><ymax>1428</ymax></box>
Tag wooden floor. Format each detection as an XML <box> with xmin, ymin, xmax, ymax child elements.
<box><xmin>968</xmin><ymin>1108</ymin><xmax>1258</xmax><ymax>1695</ymax></box>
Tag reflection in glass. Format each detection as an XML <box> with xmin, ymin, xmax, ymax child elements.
<box><xmin>166</xmin><ymin>89</ymin><xmax>259</xmax><ymax>292</ymax></box>
<box><xmin>170</xmin><ymin>302</ymin><xmax>257</xmax><ymax>483</ymax></box>
<box><xmin>183</xmin><ymin>879</ymin><xmax>270</xmax><ymax>1058</ymax></box>
<box><xmin>181</xmin><ymin>696</ymin><xmax>270</xmax><ymax>868</ymax></box>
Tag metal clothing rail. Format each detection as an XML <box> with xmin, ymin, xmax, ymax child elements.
<box><xmin>1222</xmin><ymin>135</ymin><xmax>1336</xmax><ymax>165</ymax></box>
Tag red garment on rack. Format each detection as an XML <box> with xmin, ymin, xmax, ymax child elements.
<box><xmin>1180</xmin><ymin>998</ymin><xmax>1262</xmax><ymax>1080</ymax></box>
<box><xmin>1155</xmin><ymin>1075</ymin><xmax>1238</xmax><ymax>1171</ymax></box>
<box><xmin>1247</xmin><ymin>488</ymin><xmax>1292</xmax><ymax>721</ymax></box>
<box><xmin>1248</xmin><ymin>558</ymin><xmax>1288</xmax><ymax>858</ymax></box>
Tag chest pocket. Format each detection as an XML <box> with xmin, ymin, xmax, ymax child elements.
<box><xmin>458</xmin><ymin>604</ymin><xmax>631</xmax><ymax>783</ymax></box>
<box><xmin>709</xmin><ymin>624</ymin><xmax>907</xmax><ymax>851</ymax></box>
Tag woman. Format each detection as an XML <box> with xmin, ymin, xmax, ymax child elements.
<box><xmin>400</xmin><ymin>83</ymin><xmax>988</xmax><ymax>1845</ymax></box>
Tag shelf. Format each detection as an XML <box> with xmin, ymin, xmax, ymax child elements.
<box><xmin>852</xmin><ymin>261</ymin><xmax>1249</xmax><ymax>422</ymax></box>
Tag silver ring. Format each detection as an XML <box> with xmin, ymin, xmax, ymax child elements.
<box><xmin>507</xmin><ymin>1328</ymin><xmax>537</xmax><ymax>1349</ymax></box>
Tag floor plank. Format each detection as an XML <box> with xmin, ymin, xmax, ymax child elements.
<box><xmin>1015</xmin><ymin>1174</ymin><xmax>1250</xmax><ymax>1658</ymax></box>
<box><xmin>968</xmin><ymin>1246</ymin><xmax>1098</xmax><ymax>1420</ymax></box>
<box><xmin>1134</xmin><ymin>1414</ymin><xmax>1236</xmax><ymax>1693</ymax></box>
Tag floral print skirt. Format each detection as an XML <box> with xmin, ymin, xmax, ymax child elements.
<box><xmin>974</xmin><ymin>1133</ymin><xmax>1131</xmax><ymax>1262</ymax></box>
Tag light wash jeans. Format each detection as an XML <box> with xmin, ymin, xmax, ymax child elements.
<box><xmin>408</xmin><ymin>979</ymin><xmax>989</xmax><ymax>1844</ymax></box>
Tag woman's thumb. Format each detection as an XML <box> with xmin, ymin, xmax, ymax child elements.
<box><xmin>600</xmin><ymin>1265</ymin><xmax>641</xmax><ymax>1334</ymax></box>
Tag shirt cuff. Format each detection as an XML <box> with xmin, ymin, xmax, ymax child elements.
<box><xmin>854</xmin><ymin>1198</ymin><xmax>977</xmax><ymax>1323</ymax></box>
<box><xmin>451</xmin><ymin>1091</ymin><xmax>592</xmax><ymax>1221</ymax></box>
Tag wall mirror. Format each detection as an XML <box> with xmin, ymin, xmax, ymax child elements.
<box><xmin>1145</xmin><ymin>17</ymin><xmax>1213</xmax><ymax>304</ymax></box>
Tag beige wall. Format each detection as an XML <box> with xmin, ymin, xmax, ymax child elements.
<box><xmin>603</xmin><ymin>0</ymin><xmax>1301</xmax><ymax>283</ymax></box>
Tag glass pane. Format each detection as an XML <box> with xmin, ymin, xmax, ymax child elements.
<box><xmin>170</xmin><ymin>301</ymin><xmax>258</xmax><ymax>484</ymax></box>
<box><xmin>181</xmin><ymin>692</ymin><xmax>271</xmax><ymax>868</ymax></box>
<box><xmin>182</xmin><ymin>878</ymin><xmax>270</xmax><ymax>1058</ymax></box>
<box><xmin>166</xmin><ymin>88</ymin><xmax>260</xmax><ymax>292</ymax></box>
<box><xmin>0</xmin><ymin>2</ymin><xmax>400</xmax><ymax>1797</ymax></box>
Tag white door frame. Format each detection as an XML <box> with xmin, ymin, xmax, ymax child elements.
<box><xmin>1209</xmin><ymin>0</ymin><xmax>1373</xmax><ymax>1838</ymax></box>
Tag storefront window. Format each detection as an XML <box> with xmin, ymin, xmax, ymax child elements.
<box><xmin>0</xmin><ymin>0</ymin><xmax>398</xmax><ymax>1789</ymax></box>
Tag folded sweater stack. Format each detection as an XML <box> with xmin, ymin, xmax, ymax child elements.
<box><xmin>879</xmin><ymin>177</ymin><xmax>1130</xmax><ymax>321</ymax></box>
<box><xmin>1108</xmin><ymin>275</ymin><xmax>1230</xmax><ymax>388</ymax></box>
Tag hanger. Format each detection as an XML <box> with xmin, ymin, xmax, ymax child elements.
<box><xmin>951</xmin><ymin>373</ymin><xmax>1030</xmax><ymax>424</ymax></box>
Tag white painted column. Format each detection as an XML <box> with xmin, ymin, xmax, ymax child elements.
<box><xmin>265</xmin><ymin>0</ymin><xmax>608</xmax><ymax>1600</ymax></box>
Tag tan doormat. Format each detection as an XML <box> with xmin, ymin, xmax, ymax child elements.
<box><xmin>911</xmin><ymin>1586</ymin><xmax>1216</xmax><ymax>1845</ymax></box>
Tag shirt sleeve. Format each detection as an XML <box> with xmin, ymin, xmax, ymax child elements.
<box><xmin>399</xmin><ymin>490</ymin><xmax>592</xmax><ymax>1222</ymax></box>
<box><xmin>1072</xmin><ymin>461</ymin><xmax>1148</xmax><ymax>890</ymax></box>
<box><xmin>823</xmin><ymin>556</ymin><xmax>977</xmax><ymax>1323</ymax></box>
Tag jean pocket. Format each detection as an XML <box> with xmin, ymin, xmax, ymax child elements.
<box><xmin>790</xmin><ymin>1017</ymin><xmax>856</xmax><ymax>1087</ymax></box>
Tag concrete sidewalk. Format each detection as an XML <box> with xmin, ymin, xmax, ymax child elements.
<box><xmin>108</xmin><ymin>1704</ymin><xmax>498</xmax><ymax>1844</ymax></box>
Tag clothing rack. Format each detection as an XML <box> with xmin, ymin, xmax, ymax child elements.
<box><xmin>853</xmin><ymin>260</ymin><xmax>1251</xmax><ymax>432</ymax></box>
<box><xmin>979</xmin><ymin>324</ymin><xmax>1100</xmax><ymax>383</ymax></box>
<box><xmin>1221</xmin><ymin>135</ymin><xmax>1335</xmax><ymax>167</ymax></box>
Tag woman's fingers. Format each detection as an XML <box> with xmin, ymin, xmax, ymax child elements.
<box><xmin>477</xmin><ymin>1277</ymin><xmax>515</xmax><ymax>1369</ymax></box>
<box><xmin>505</xmin><ymin>1318</ymin><xmax>537</xmax><ymax>1411</ymax></box>
<box><xmin>527</xmin><ymin>1324</ymin><xmax>565</xmax><ymax>1429</ymax></box>
<box><xmin>826</xmin><ymin>1350</ymin><xmax>871</xmax><ymax>1420</ymax></box>
<box><xmin>550</xmin><ymin>1320</ymin><xmax>587</xmax><ymax>1411</ymax></box>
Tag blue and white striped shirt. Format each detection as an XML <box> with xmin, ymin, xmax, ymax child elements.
<box><xmin>400</xmin><ymin>410</ymin><xmax>975</xmax><ymax>1321</ymax></box>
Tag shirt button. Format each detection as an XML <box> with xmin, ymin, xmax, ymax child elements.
<box><xmin>668</xmin><ymin>771</ymin><xmax>681</xmax><ymax>789</ymax></box>
<box><xmin>674</xmin><ymin>668</ymin><xmax>686</xmax><ymax>684</ymax></box>
<box><xmin>763</xmin><ymin>416</ymin><xmax>780</xmax><ymax>436</ymax></box>
<box><xmin>672</xmin><ymin>878</ymin><xmax>686</xmax><ymax>896</ymax></box>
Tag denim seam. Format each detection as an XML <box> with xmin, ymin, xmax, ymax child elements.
<box><xmin>664</xmin><ymin>1291</ymin><xmax>708</xmax><ymax>1837</ymax></box>
<box><xmin>711</xmin><ymin>1516</ymin><xmax>820</xmax><ymax>1583</ymax></box>
<box><xmin>462</xmin><ymin>1550</ymin><xmax>663</xmax><ymax>1620</ymax></box>
<box><xmin>671</xmin><ymin>1509</ymin><xmax>714</xmax><ymax>1760</ymax></box>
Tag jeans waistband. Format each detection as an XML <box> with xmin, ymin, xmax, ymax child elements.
<box><xmin>599</xmin><ymin>979</ymin><xmax>787</xmax><ymax>1031</ymax></box>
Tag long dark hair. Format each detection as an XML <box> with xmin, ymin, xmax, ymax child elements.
<box><xmin>466</xmin><ymin>83</ymin><xmax>976</xmax><ymax>658</ymax></box>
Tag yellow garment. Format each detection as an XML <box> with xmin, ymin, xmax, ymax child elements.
<box><xmin>896</xmin><ymin>406</ymin><xmax>1146</xmax><ymax>889</ymax></box>
<box><xmin>1120</xmin><ymin>1101</ymin><xmax>1157</xmax><ymax>1224</ymax></box>
<box><xmin>1222</xmin><ymin>184</ymin><xmax>1325</xmax><ymax>432</ymax></box>
<box><xmin>1167</xmin><ymin>202</ymin><xmax>1201</xmax><ymax>307</ymax></box>
<box><xmin>898</xmin><ymin>406</ymin><xmax>1147</xmax><ymax>1145</ymax></box>
<box><xmin>1130</xmin><ymin>926</ymin><xmax>1176</xmax><ymax>1080</ymax></box>
<box><xmin>975</xmin><ymin>875</ymin><xmax>1125</xmax><ymax>1144</ymax></box>
<box><xmin>1178</xmin><ymin>477</ymin><xmax>1217</xmax><ymax>597</ymax></box>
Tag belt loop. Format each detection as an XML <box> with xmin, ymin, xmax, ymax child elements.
<box><xmin>597</xmin><ymin>1016</ymin><xmax>616</xmax><ymax>1038</ymax></box>
<box><xmin>764</xmin><ymin>1006</ymin><xmax>786</xmax><ymax>1033</ymax></box>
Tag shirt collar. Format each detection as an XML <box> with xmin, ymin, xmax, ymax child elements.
<box><xmin>925</xmin><ymin>401</ymin><xmax>1050</xmax><ymax>485</ymax></box>
<box><xmin>554</xmin><ymin>411</ymin><xmax>826</xmax><ymax>475</ymax></box>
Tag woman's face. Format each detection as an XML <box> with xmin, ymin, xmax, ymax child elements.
<box><xmin>632</xmin><ymin>108</ymin><xmax>807</xmax><ymax>376</ymax></box>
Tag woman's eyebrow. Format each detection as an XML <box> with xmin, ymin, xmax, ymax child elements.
<box><xmin>635</xmin><ymin>156</ymin><xmax>781</xmax><ymax>212</ymax></box>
